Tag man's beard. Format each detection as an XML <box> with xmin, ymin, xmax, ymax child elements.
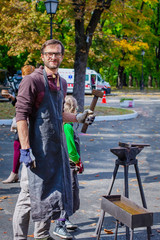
<box><xmin>44</xmin><ymin>60</ymin><xmax>60</xmax><ymax>70</ymax></box>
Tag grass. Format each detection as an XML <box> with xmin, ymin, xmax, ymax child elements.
<box><xmin>120</xmin><ymin>98</ymin><xmax>133</xmax><ymax>102</ymax></box>
<box><xmin>85</xmin><ymin>106</ymin><xmax>134</xmax><ymax>116</ymax></box>
<box><xmin>112</xmin><ymin>86</ymin><xmax>160</xmax><ymax>92</ymax></box>
<box><xmin>0</xmin><ymin>102</ymin><xmax>134</xmax><ymax>119</ymax></box>
<box><xmin>0</xmin><ymin>102</ymin><xmax>15</xmax><ymax>119</ymax></box>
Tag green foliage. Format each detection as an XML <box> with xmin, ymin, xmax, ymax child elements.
<box><xmin>0</xmin><ymin>45</ymin><xmax>29</xmax><ymax>75</ymax></box>
<box><xmin>0</xmin><ymin>0</ymin><xmax>160</xmax><ymax>88</ymax></box>
<box><xmin>88</xmin><ymin>0</ymin><xmax>160</xmax><ymax>87</ymax></box>
<box><xmin>36</xmin><ymin>1</ymin><xmax>46</xmax><ymax>13</ymax></box>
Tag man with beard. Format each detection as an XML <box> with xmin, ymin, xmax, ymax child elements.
<box><xmin>13</xmin><ymin>39</ymin><xmax>95</xmax><ymax>240</ymax></box>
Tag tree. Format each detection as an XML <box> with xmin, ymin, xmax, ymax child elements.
<box><xmin>0</xmin><ymin>0</ymin><xmax>47</xmax><ymax>63</ymax></box>
<box><xmin>71</xmin><ymin>0</ymin><xmax>112</xmax><ymax>111</ymax></box>
<box><xmin>98</xmin><ymin>0</ymin><xmax>154</xmax><ymax>88</ymax></box>
<box><xmin>147</xmin><ymin>0</ymin><xmax>160</xmax><ymax>86</ymax></box>
<box><xmin>0</xmin><ymin>0</ymin><xmax>113</xmax><ymax>111</ymax></box>
<box><xmin>0</xmin><ymin>0</ymin><xmax>160</xmax><ymax>103</ymax></box>
<box><xmin>0</xmin><ymin>0</ymin><xmax>77</xmax><ymax>66</ymax></box>
<box><xmin>0</xmin><ymin>45</ymin><xmax>29</xmax><ymax>75</ymax></box>
<box><xmin>88</xmin><ymin>0</ymin><xmax>158</xmax><ymax>88</ymax></box>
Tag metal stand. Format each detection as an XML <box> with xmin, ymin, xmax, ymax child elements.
<box><xmin>95</xmin><ymin>143</ymin><xmax>151</xmax><ymax>240</ymax></box>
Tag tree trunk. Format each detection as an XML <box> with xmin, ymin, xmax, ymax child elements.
<box><xmin>117</xmin><ymin>65</ymin><xmax>124</xmax><ymax>88</ymax></box>
<box><xmin>123</xmin><ymin>73</ymin><xmax>127</xmax><ymax>86</ymax></box>
<box><xmin>154</xmin><ymin>77</ymin><xmax>158</xmax><ymax>88</ymax></box>
<box><xmin>134</xmin><ymin>77</ymin><xmax>138</xmax><ymax>88</ymax></box>
<box><xmin>72</xmin><ymin>0</ymin><xmax>112</xmax><ymax>112</ymax></box>
<box><xmin>148</xmin><ymin>75</ymin><xmax>152</xmax><ymax>88</ymax></box>
<box><xmin>73</xmin><ymin>46</ymin><xmax>89</xmax><ymax>112</ymax></box>
<box><xmin>156</xmin><ymin>41</ymin><xmax>160</xmax><ymax>72</ymax></box>
<box><xmin>129</xmin><ymin>73</ymin><xmax>133</xmax><ymax>87</ymax></box>
<box><xmin>72</xmin><ymin>14</ymin><xmax>90</xmax><ymax>112</ymax></box>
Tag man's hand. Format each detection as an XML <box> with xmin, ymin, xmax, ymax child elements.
<box><xmin>76</xmin><ymin>109</ymin><xmax>95</xmax><ymax>125</ymax></box>
<box><xmin>20</xmin><ymin>148</ymin><xmax>35</xmax><ymax>168</ymax></box>
<box><xmin>85</xmin><ymin>113</ymin><xmax>95</xmax><ymax>125</ymax></box>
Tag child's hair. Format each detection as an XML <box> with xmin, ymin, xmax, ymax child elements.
<box><xmin>21</xmin><ymin>65</ymin><xmax>35</xmax><ymax>76</ymax></box>
<box><xmin>64</xmin><ymin>96</ymin><xmax>78</xmax><ymax>113</ymax></box>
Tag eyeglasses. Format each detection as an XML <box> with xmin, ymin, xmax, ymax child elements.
<box><xmin>44</xmin><ymin>52</ymin><xmax>62</xmax><ymax>58</ymax></box>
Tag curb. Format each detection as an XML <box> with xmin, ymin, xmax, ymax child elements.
<box><xmin>95</xmin><ymin>110</ymin><xmax>138</xmax><ymax>121</ymax></box>
<box><xmin>0</xmin><ymin>119</ymin><xmax>12</xmax><ymax>125</ymax></box>
<box><xmin>0</xmin><ymin>110</ymin><xmax>138</xmax><ymax>125</ymax></box>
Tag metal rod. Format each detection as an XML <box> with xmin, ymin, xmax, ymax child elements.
<box><xmin>114</xmin><ymin>220</ymin><xmax>119</xmax><ymax>240</ymax></box>
<box><xmin>130</xmin><ymin>229</ymin><xmax>134</xmax><ymax>240</ymax></box>
<box><xmin>95</xmin><ymin>210</ymin><xmax>105</xmax><ymax>240</ymax></box>
<box><xmin>126</xmin><ymin>226</ymin><xmax>130</xmax><ymax>240</ymax></box>
<box><xmin>134</xmin><ymin>163</ymin><xmax>147</xmax><ymax>208</ymax></box>
<box><xmin>107</xmin><ymin>163</ymin><xmax>119</xmax><ymax>195</ymax></box>
<box><xmin>50</xmin><ymin>14</ymin><xmax>53</xmax><ymax>39</ymax></box>
<box><xmin>147</xmin><ymin>226</ymin><xmax>151</xmax><ymax>240</ymax></box>
<box><xmin>134</xmin><ymin>162</ymin><xmax>152</xmax><ymax>236</ymax></box>
<box><xmin>124</xmin><ymin>164</ymin><xmax>129</xmax><ymax>198</ymax></box>
<box><xmin>124</xmin><ymin>164</ymin><xmax>130</xmax><ymax>240</ymax></box>
<box><xmin>141</xmin><ymin>54</ymin><xmax>144</xmax><ymax>90</ymax></box>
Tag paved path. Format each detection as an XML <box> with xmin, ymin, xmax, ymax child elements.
<box><xmin>0</xmin><ymin>93</ymin><xmax>160</xmax><ymax>239</ymax></box>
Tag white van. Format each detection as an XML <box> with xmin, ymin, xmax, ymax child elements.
<box><xmin>58</xmin><ymin>68</ymin><xmax>111</xmax><ymax>94</ymax></box>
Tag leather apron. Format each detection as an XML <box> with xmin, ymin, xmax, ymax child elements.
<box><xmin>28</xmin><ymin>69</ymin><xmax>73</xmax><ymax>222</ymax></box>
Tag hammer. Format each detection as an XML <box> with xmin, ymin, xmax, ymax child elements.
<box><xmin>81</xmin><ymin>89</ymin><xmax>104</xmax><ymax>133</ymax></box>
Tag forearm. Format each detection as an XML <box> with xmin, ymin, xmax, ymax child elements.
<box><xmin>17</xmin><ymin>120</ymin><xmax>30</xmax><ymax>149</ymax></box>
<box><xmin>10</xmin><ymin>95</ymin><xmax>15</xmax><ymax>102</ymax></box>
<box><xmin>63</xmin><ymin>112</ymin><xmax>77</xmax><ymax>123</ymax></box>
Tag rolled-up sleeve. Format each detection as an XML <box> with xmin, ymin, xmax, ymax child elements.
<box><xmin>16</xmin><ymin>76</ymin><xmax>37</xmax><ymax>122</ymax></box>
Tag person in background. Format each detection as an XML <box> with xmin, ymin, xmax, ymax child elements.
<box><xmin>2</xmin><ymin>65</ymin><xmax>35</xmax><ymax>184</ymax></box>
<box><xmin>13</xmin><ymin>39</ymin><xmax>95</xmax><ymax>240</ymax></box>
<box><xmin>53</xmin><ymin>96</ymin><xmax>84</xmax><ymax>239</ymax></box>
<box><xmin>91</xmin><ymin>75</ymin><xmax>96</xmax><ymax>89</ymax></box>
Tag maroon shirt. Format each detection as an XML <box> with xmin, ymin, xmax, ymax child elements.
<box><xmin>16</xmin><ymin>66</ymin><xmax>67</xmax><ymax>122</ymax></box>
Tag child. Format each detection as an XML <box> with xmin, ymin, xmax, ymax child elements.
<box><xmin>53</xmin><ymin>96</ymin><xmax>84</xmax><ymax>239</ymax></box>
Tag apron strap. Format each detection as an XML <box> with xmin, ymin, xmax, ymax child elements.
<box><xmin>43</xmin><ymin>69</ymin><xmax>49</xmax><ymax>90</ymax></box>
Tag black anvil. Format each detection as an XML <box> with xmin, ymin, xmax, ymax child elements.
<box><xmin>110</xmin><ymin>142</ymin><xmax>150</xmax><ymax>164</ymax></box>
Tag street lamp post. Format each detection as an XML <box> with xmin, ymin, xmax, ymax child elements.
<box><xmin>44</xmin><ymin>0</ymin><xmax>59</xmax><ymax>39</ymax></box>
<box><xmin>140</xmin><ymin>50</ymin><xmax>145</xmax><ymax>90</ymax></box>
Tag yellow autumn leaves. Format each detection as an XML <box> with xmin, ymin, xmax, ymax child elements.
<box><xmin>114</xmin><ymin>39</ymin><xmax>149</xmax><ymax>53</ymax></box>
